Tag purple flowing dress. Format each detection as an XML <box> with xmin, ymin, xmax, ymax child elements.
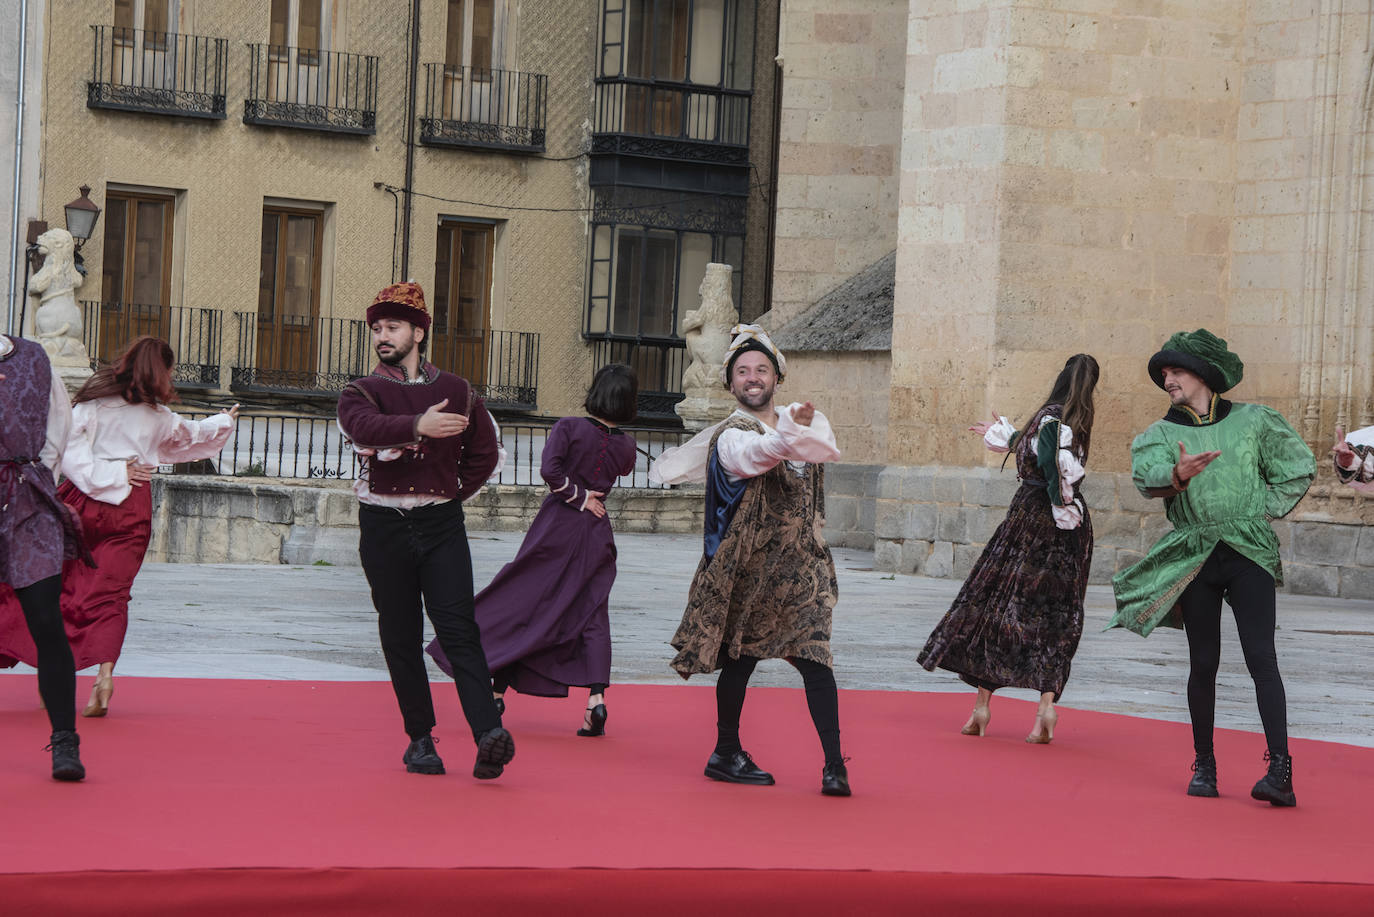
<box><xmin>427</xmin><ymin>417</ymin><xmax>637</xmax><ymax>696</ymax></box>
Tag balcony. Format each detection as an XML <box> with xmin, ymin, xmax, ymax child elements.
<box><xmin>230</xmin><ymin>313</ymin><xmax>539</xmax><ymax>408</ymax></box>
<box><xmin>429</xmin><ymin>329</ymin><xmax>541</xmax><ymax>410</ymax></box>
<box><xmin>230</xmin><ymin>313</ymin><xmax>371</xmax><ymax>394</ymax></box>
<box><xmin>590</xmin><ymin>336</ymin><xmax>685</xmax><ymax>422</ymax></box>
<box><xmin>420</xmin><ymin>64</ymin><xmax>547</xmax><ymax>153</ymax></box>
<box><xmin>87</xmin><ymin>26</ymin><xmax>228</xmax><ymax>119</ymax></box>
<box><xmin>81</xmin><ymin>302</ymin><xmax>222</xmax><ymax>388</ymax></box>
<box><xmin>591</xmin><ymin>78</ymin><xmax>751</xmax><ymax>195</ymax></box>
<box><xmin>243</xmin><ymin>45</ymin><xmax>378</xmax><ymax>135</ymax></box>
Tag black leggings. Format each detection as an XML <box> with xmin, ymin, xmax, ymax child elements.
<box><xmin>1179</xmin><ymin>543</ymin><xmax>1287</xmax><ymax>756</ymax></box>
<box><xmin>714</xmin><ymin>655</ymin><xmax>842</xmax><ymax>764</ymax></box>
<box><xmin>15</xmin><ymin>575</ymin><xmax>76</xmax><ymax>733</ymax></box>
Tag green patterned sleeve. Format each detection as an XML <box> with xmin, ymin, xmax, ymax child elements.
<box><xmin>1036</xmin><ymin>419</ymin><xmax>1064</xmax><ymax>506</ymax></box>
<box><xmin>1258</xmin><ymin>407</ymin><xmax>1315</xmax><ymax>519</ymax></box>
<box><xmin>1131</xmin><ymin>423</ymin><xmax>1178</xmax><ymax>498</ymax></box>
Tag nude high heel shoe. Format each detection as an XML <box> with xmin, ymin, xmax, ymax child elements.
<box><xmin>1026</xmin><ymin>706</ymin><xmax>1057</xmax><ymax>744</ymax></box>
<box><xmin>81</xmin><ymin>675</ymin><xmax>113</xmax><ymax>718</ymax></box>
<box><xmin>961</xmin><ymin>706</ymin><xmax>990</xmax><ymax>737</ymax></box>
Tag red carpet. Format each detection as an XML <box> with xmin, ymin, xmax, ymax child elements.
<box><xmin>2</xmin><ymin>676</ymin><xmax>1372</xmax><ymax>914</ymax></box>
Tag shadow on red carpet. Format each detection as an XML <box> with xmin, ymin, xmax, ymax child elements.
<box><xmin>1</xmin><ymin>676</ymin><xmax>1371</xmax><ymax>914</ymax></box>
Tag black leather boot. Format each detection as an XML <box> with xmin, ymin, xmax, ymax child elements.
<box><xmin>821</xmin><ymin>758</ymin><xmax>851</xmax><ymax>797</ymax></box>
<box><xmin>1250</xmin><ymin>751</ymin><xmax>1296</xmax><ymax>807</ymax></box>
<box><xmin>473</xmin><ymin>727</ymin><xmax>515</xmax><ymax>780</ymax></box>
<box><xmin>704</xmin><ymin>749</ymin><xmax>774</xmax><ymax>785</ymax></box>
<box><xmin>402</xmin><ymin>735</ymin><xmax>445</xmax><ymax>775</ymax></box>
<box><xmin>48</xmin><ymin>730</ymin><xmax>85</xmax><ymax>782</ymax></box>
<box><xmin>1186</xmin><ymin>752</ymin><xmax>1218</xmax><ymax>797</ymax></box>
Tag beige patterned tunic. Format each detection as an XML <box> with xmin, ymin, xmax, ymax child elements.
<box><xmin>670</xmin><ymin>414</ymin><xmax>836</xmax><ymax>676</ymax></box>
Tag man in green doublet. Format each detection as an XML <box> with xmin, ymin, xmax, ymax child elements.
<box><xmin>1111</xmin><ymin>329</ymin><xmax>1314</xmax><ymax>807</ymax></box>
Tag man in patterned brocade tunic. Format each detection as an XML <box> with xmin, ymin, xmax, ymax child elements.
<box><xmin>653</xmin><ymin>324</ymin><xmax>851</xmax><ymax>797</ymax></box>
<box><xmin>1110</xmin><ymin>329</ymin><xmax>1314</xmax><ymax>807</ymax></box>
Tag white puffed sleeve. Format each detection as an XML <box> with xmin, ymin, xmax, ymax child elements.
<box><xmin>983</xmin><ymin>416</ymin><xmax>1016</xmax><ymax>453</ymax></box>
<box><xmin>156</xmin><ymin>409</ymin><xmax>234</xmax><ymax>463</ymax></box>
<box><xmin>40</xmin><ymin>366</ymin><xmax>73</xmax><ymax>473</ymax></box>
<box><xmin>1044</xmin><ymin>419</ymin><xmax>1087</xmax><ymax>530</ymax></box>
<box><xmin>715</xmin><ymin>404</ymin><xmax>841</xmax><ymax>479</ymax></box>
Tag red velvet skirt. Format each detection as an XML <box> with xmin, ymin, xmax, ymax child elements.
<box><xmin>0</xmin><ymin>480</ymin><xmax>152</xmax><ymax>669</ymax></box>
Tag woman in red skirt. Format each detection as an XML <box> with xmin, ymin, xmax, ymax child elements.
<box><xmin>0</xmin><ymin>336</ymin><xmax>236</xmax><ymax>716</ymax></box>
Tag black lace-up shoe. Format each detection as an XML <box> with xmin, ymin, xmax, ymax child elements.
<box><xmin>47</xmin><ymin>730</ymin><xmax>85</xmax><ymax>782</ymax></box>
<box><xmin>474</xmin><ymin>727</ymin><xmax>515</xmax><ymax>779</ymax></box>
<box><xmin>1251</xmin><ymin>751</ymin><xmax>1296</xmax><ymax>807</ymax></box>
<box><xmin>821</xmin><ymin>759</ymin><xmax>851</xmax><ymax>797</ymax></box>
<box><xmin>704</xmin><ymin>749</ymin><xmax>775</xmax><ymax>785</ymax></box>
<box><xmin>402</xmin><ymin>735</ymin><xmax>445</xmax><ymax>775</ymax></box>
<box><xmin>1187</xmin><ymin>752</ymin><xmax>1218</xmax><ymax>797</ymax></box>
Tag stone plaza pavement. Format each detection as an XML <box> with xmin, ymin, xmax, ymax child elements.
<box><xmin>8</xmin><ymin>532</ymin><xmax>1372</xmax><ymax>747</ymax></box>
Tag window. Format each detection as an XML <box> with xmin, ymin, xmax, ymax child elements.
<box><xmin>440</xmin><ymin>0</ymin><xmax>515</xmax><ymax>123</ymax></box>
<box><xmin>432</xmin><ymin>221</ymin><xmax>495</xmax><ymax>384</ymax></box>
<box><xmin>267</xmin><ymin>0</ymin><xmax>339</xmax><ymax>99</ymax></box>
<box><xmin>112</xmin><ymin>0</ymin><xmax>179</xmax><ymax>82</ymax></box>
<box><xmin>99</xmin><ymin>190</ymin><xmax>174</xmax><ymax>363</ymax></box>
<box><xmin>257</xmin><ymin>206</ymin><xmax>324</xmax><ymax>376</ymax></box>
<box><xmin>587</xmin><ymin>223</ymin><xmax>742</xmax><ymax>341</ymax></box>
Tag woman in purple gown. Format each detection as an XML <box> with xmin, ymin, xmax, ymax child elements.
<box><xmin>428</xmin><ymin>364</ymin><xmax>638</xmax><ymax>736</ymax></box>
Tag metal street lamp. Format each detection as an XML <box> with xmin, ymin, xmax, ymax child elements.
<box><xmin>63</xmin><ymin>185</ymin><xmax>101</xmax><ymax>249</ymax></box>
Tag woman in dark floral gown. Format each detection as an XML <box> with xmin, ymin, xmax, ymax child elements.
<box><xmin>918</xmin><ymin>354</ymin><xmax>1099</xmax><ymax>744</ymax></box>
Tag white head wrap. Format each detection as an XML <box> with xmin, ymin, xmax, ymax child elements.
<box><xmin>718</xmin><ymin>323</ymin><xmax>786</xmax><ymax>386</ymax></box>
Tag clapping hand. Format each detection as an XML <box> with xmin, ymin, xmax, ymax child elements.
<box><xmin>416</xmin><ymin>398</ymin><xmax>469</xmax><ymax>438</ymax></box>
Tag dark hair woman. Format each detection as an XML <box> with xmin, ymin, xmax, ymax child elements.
<box><xmin>918</xmin><ymin>353</ymin><xmax>1100</xmax><ymax>744</ymax></box>
<box><xmin>428</xmin><ymin>364</ymin><xmax>640</xmax><ymax>736</ymax></box>
<box><xmin>0</xmin><ymin>337</ymin><xmax>238</xmax><ymax>717</ymax></box>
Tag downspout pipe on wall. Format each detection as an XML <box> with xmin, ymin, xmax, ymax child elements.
<box><xmin>7</xmin><ymin>0</ymin><xmax>31</xmax><ymax>335</ymax></box>
<box><xmin>400</xmin><ymin>0</ymin><xmax>420</xmax><ymax>279</ymax></box>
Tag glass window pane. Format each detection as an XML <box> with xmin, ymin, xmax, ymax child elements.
<box><xmin>282</xmin><ymin>215</ymin><xmax>316</xmax><ymax>322</ymax></box>
<box><xmin>269</xmin><ymin>0</ymin><xmax>289</xmax><ymax>48</ymax></box>
<box><xmin>114</xmin><ymin>0</ymin><xmax>135</xmax><ymax>32</ymax></box>
<box><xmin>640</xmin><ymin>230</ymin><xmax>677</xmax><ymax>337</ymax></box>
<box><xmin>433</xmin><ymin>225</ymin><xmax>453</xmax><ymax>331</ymax></box>
<box><xmin>689</xmin><ymin>0</ymin><xmax>725</xmax><ymax>85</ymax></box>
<box><xmin>143</xmin><ymin>0</ymin><xmax>170</xmax><ymax>35</ymax></box>
<box><xmin>101</xmin><ymin>197</ymin><xmax>128</xmax><ymax>304</ymax></box>
<box><xmin>445</xmin><ymin>0</ymin><xmax>466</xmax><ymax>68</ymax></box>
<box><xmin>676</xmin><ymin>233</ymin><xmax>713</xmax><ymax>333</ymax></box>
<box><xmin>257</xmin><ymin>212</ymin><xmax>279</xmax><ymax>319</ymax></box>
<box><xmin>727</xmin><ymin>0</ymin><xmax>756</xmax><ymax>90</ymax></box>
<box><xmin>723</xmin><ymin>235</ymin><xmax>744</xmax><ymax>310</ymax></box>
<box><xmin>625</xmin><ymin>0</ymin><xmax>648</xmax><ymax>78</ymax></box>
<box><xmin>612</xmin><ymin>229</ymin><xmax>642</xmax><ymax>335</ymax></box>
<box><xmin>130</xmin><ymin>200</ymin><xmax>166</xmax><ymax>306</ymax></box>
<box><xmin>653</xmin><ymin>0</ymin><xmax>690</xmax><ymax>81</ymax></box>
<box><xmin>588</xmin><ymin>225</ymin><xmax>611</xmax><ymax>334</ymax></box>
<box><xmin>298</xmin><ymin>0</ymin><xmax>322</xmax><ymax>51</ymax></box>
<box><xmin>457</xmin><ymin>227</ymin><xmax>490</xmax><ymax>332</ymax></box>
<box><xmin>471</xmin><ymin>0</ymin><xmax>494</xmax><ymax>71</ymax></box>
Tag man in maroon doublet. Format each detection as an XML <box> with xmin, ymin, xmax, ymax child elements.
<box><xmin>336</xmin><ymin>282</ymin><xmax>514</xmax><ymax>779</ymax></box>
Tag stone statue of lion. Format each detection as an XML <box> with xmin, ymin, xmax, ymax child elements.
<box><xmin>28</xmin><ymin>227</ymin><xmax>88</xmax><ymax>365</ymax></box>
<box><xmin>679</xmin><ymin>263</ymin><xmax>738</xmax><ymax>393</ymax></box>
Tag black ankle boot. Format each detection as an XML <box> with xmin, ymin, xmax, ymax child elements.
<box><xmin>47</xmin><ymin>730</ymin><xmax>85</xmax><ymax>782</ymax></box>
<box><xmin>1250</xmin><ymin>751</ymin><xmax>1296</xmax><ymax>807</ymax></box>
<box><xmin>821</xmin><ymin>758</ymin><xmax>851</xmax><ymax>797</ymax></box>
<box><xmin>1186</xmin><ymin>752</ymin><xmax>1218</xmax><ymax>797</ymax></box>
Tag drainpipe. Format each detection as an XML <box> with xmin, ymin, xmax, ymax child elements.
<box><xmin>7</xmin><ymin>0</ymin><xmax>31</xmax><ymax>335</ymax></box>
<box><xmin>400</xmin><ymin>0</ymin><xmax>420</xmax><ymax>279</ymax></box>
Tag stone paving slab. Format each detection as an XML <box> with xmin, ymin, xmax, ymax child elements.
<box><xmin>4</xmin><ymin>532</ymin><xmax>1371</xmax><ymax>747</ymax></box>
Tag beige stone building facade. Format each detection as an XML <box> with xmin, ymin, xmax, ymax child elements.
<box><xmin>20</xmin><ymin>0</ymin><xmax>780</xmax><ymax>423</ymax></box>
<box><xmin>770</xmin><ymin>0</ymin><xmax>1374</xmax><ymax>597</ymax></box>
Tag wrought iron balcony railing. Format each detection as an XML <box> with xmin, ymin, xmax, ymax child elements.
<box><xmin>592</xmin><ymin>78</ymin><xmax>750</xmax><ymax>165</ymax></box>
<box><xmin>230</xmin><ymin>314</ymin><xmax>540</xmax><ymax>407</ymax></box>
<box><xmin>420</xmin><ymin>64</ymin><xmax>547</xmax><ymax>153</ymax></box>
<box><xmin>243</xmin><ymin>44</ymin><xmax>378</xmax><ymax>134</ymax></box>
<box><xmin>429</xmin><ymin>328</ymin><xmax>541</xmax><ymax>409</ymax></box>
<box><xmin>590</xmin><ymin>335</ymin><xmax>686</xmax><ymax>421</ymax></box>
<box><xmin>87</xmin><ymin>26</ymin><xmax>228</xmax><ymax>119</ymax></box>
<box><xmin>230</xmin><ymin>313</ymin><xmax>372</xmax><ymax>394</ymax></box>
<box><xmin>80</xmin><ymin>301</ymin><xmax>223</xmax><ymax>387</ymax></box>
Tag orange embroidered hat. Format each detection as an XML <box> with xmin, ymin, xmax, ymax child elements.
<box><xmin>366</xmin><ymin>281</ymin><xmax>431</xmax><ymax>332</ymax></box>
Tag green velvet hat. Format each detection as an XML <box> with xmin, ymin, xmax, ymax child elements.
<box><xmin>1147</xmin><ymin>328</ymin><xmax>1243</xmax><ymax>394</ymax></box>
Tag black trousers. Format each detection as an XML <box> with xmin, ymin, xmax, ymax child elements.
<box><xmin>358</xmin><ymin>501</ymin><xmax>501</xmax><ymax>742</ymax></box>
<box><xmin>1179</xmin><ymin>542</ymin><xmax>1288</xmax><ymax>756</ymax></box>
<box><xmin>715</xmin><ymin>655</ymin><xmax>843</xmax><ymax>764</ymax></box>
<box><xmin>14</xmin><ymin>574</ymin><xmax>76</xmax><ymax>733</ymax></box>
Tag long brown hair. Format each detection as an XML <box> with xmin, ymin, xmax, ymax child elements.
<box><xmin>74</xmin><ymin>335</ymin><xmax>176</xmax><ymax>406</ymax></box>
<box><xmin>1015</xmin><ymin>353</ymin><xmax>1099</xmax><ymax>462</ymax></box>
